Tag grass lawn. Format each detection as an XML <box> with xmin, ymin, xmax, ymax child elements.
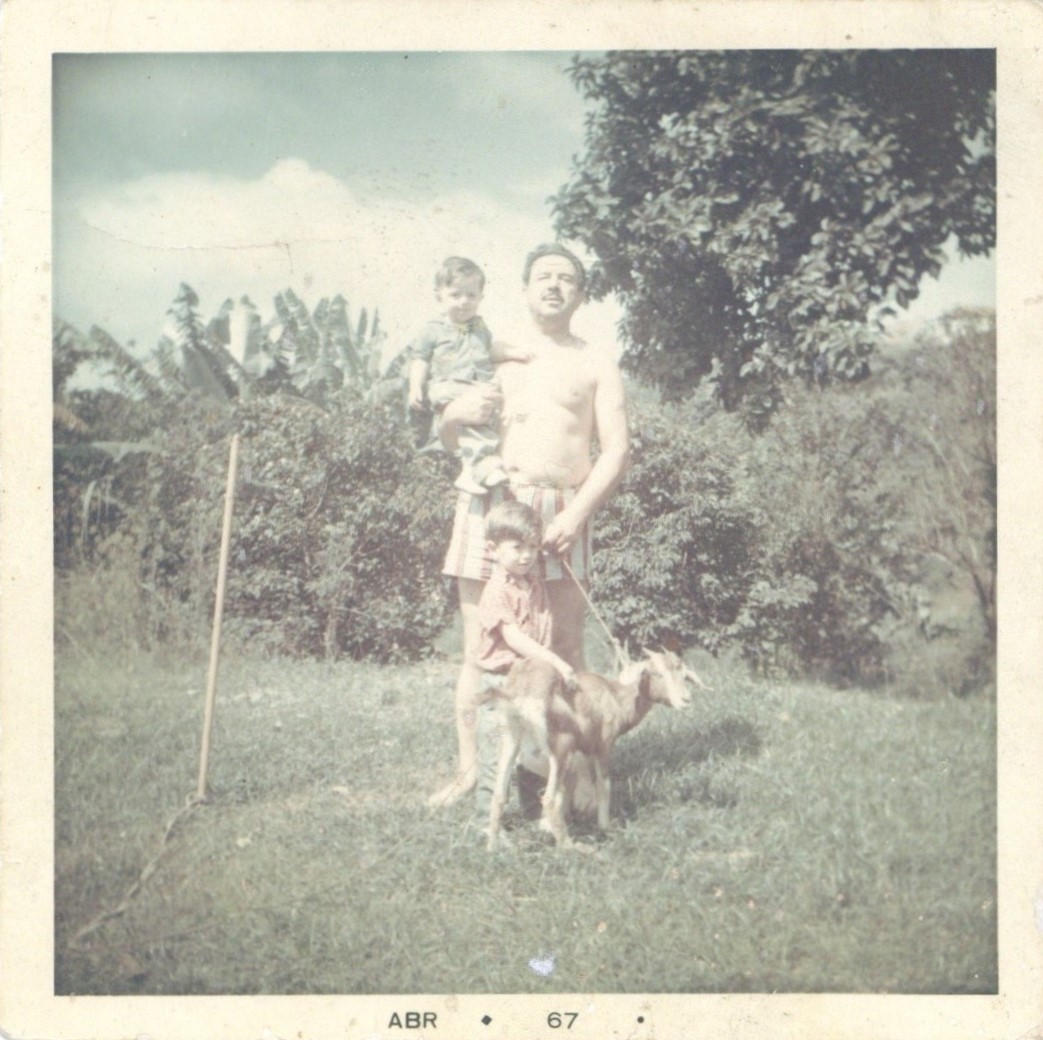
<box><xmin>55</xmin><ymin>644</ymin><xmax>996</xmax><ymax>995</ymax></box>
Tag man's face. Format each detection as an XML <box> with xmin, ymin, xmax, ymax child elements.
<box><xmin>524</xmin><ymin>255</ymin><xmax>583</xmax><ymax>323</ymax></box>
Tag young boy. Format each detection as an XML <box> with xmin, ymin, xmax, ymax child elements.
<box><xmin>467</xmin><ymin>500</ymin><xmax>576</xmax><ymax>819</ymax></box>
<box><xmin>407</xmin><ymin>256</ymin><xmax>530</xmax><ymax>495</ymax></box>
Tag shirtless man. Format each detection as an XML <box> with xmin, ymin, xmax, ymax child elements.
<box><xmin>428</xmin><ymin>243</ymin><xmax>630</xmax><ymax>808</ymax></box>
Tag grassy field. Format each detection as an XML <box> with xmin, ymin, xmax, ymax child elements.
<box><xmin>55</xmin><ymin>640</ymin><xmax>996</xmax><ymax>995</ymax></box>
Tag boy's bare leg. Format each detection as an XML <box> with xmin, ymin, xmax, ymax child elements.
<box><xmin>428</xmin><ymin>578</ymin><xmax>484</xmax><ymax>807</ymax></box>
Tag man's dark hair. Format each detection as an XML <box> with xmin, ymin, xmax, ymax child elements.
<box><xmin>435</xmin><ymin>256</ymin><xmax>486</xmax><ymax>290</ymax></box>
<box><xmin>522</xmin><ymin>243</ymin><xmax>586</xmax><ymax>292</ymax></box>
<box><xmin>485</xmin><ymin>500</ymin><xmax>542</xmax><ymax>546</ymax></box>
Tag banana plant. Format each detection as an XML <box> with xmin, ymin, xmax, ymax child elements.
<box><xmin>56</xmin><ymin>283</ymin><xmax>392</xmax><ymax>424</ymax></box>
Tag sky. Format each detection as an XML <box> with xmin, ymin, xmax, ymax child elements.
<box><xmin>53</xmin><ymin>51</ymin><xmax>995</xmax><ymax>371</ymax></box>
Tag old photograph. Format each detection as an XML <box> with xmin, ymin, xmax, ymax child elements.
<box><xmin>2</xmin><ymin>2</ymin><xmax>1040</xmax><ymax>1039</ymax></box>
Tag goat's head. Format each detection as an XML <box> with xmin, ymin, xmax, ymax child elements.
<box><xmin>620</xmin><ymin>649</ymin><xmax>695</xmax><ymax>709</ymax></box>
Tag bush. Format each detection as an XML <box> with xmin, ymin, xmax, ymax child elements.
<box><xmin>54</xmin><ymin>306</ymin><xmax>993</xmax><ymax>685</ymax></box>
<box><xmin>595</xmin><ymin>313</ymin><xmax>995</xmax><ymax>689</ymax></box>
<box><xmin>593</xmin><ymin>403</ymin><xmax>762</xmax><ymax>654</ymax></box>
<box><xmin>596</xmin><ymin>395</ymin><xmax>898</xmax><ymax>680</ymax></box>
<box><xmin>58</xmin><ymin>391</ymin><xmax>456</xmax><ymax>662</ymax></box>
<box><xmin>225</xmin><ymin>392</ymin><xmax>454</xmax><ymax>660</ymax></box>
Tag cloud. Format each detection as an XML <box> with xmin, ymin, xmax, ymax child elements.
<box><xmin>54</xmin><ymin>158</ymin><xmax>622</xmax><ymax>361</ymax></box>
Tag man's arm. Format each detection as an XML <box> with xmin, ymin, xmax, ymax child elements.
<box><xmin>489</xmin><ymin>339</ymin><xmax>535</xmax><ymax>364</ymax></box>
<box><xmin>542</xmin><ymin>355</ymin><xmax>630</xmax><ymax>557</ymax></box>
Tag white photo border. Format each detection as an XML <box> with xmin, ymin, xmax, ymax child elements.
<box><xmin>2</xmin><ymin>2</ymin><xmax>1040</xmax><ymax>1038</ymax></box>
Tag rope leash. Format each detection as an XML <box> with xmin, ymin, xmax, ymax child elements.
<box><xmin>557</xmin><ymin>552</ymin><xmax>712</xmax><ymax>691</ymax></box>
<box><xmin>557</xmin><ymin>554</ymin><xmax>630</xmax><ymax>673</ymax></box>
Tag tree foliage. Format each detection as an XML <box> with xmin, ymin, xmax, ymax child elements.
<box><xmin>594</xmin><ymin>309</ymin><xmax>995</xmax><ymax>688</ymax></box>
<box><xmin>53</xmin><ymin>284</ymin><xmax>398</xmax><ymax>566</ymax></box>
<box><xmin>127</xmin><ymin>392</ymin><xmax>454</xmax><ymax>661</ymax></box>
<box><xmin>54</xmin><ymin>283</ymin><xmax>450</xmax><ymax>661</ymax></box>
<box><xmin>553</xmin><ymin>50</ymin><xmax>995</xmax><ymax>419</ymax></box>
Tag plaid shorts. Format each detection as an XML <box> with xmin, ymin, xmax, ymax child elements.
<box><xmin>442</xmin><ymin>483</ymin><xmax>592</xmax><ymax>583</ymax></box>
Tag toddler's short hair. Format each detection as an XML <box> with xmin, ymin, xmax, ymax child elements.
<box><xmin>522</xmin><ymin>243</ymin><xmax>586</xmax><ymax>292</ymax></box>
<box><xmin>485</xmin><ymin>500</ymin><xmax>541</xmax><ymax>545</ymax></box>
<box><xmin>435</xmin><ymin>256</ymin><xmax>486</xmax><ymax>291</ymax></box>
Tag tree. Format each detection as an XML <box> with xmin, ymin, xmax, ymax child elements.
<box><xmin>885</xmin><ymin>308</ymin><xmax>996</xmax><ymax>642</ymax></box>
<box><xmin>552</xmin><ymin>51</ymin><xmax>995</xmax><ymax>419</ymax></box>
<box><xmin>54</xmin><ymin>288</ymin><xmax>452</xmax><ymax>661</ymax></box>
<box><xmin>53</xmin><ymin>284</ymin><xmax>394</xmax><ymax>565</ymax></box>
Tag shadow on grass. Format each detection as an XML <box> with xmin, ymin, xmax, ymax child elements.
<box><xmin>613</xmin><ymin>713</ymin><xmax>762</xmax><ymax>817</ymax></box>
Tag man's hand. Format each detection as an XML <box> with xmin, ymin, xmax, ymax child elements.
<box><xmin>438</xmin><ymin>384</ymin><xmax>503</xmax><ymax>450</ymax></box>
<box><xmin>542</xmin><ymin>506</ymin><xmax>586</xmax><ymax>558</ymax></box>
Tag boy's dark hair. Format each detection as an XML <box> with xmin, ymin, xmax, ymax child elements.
<box><xmin>485</xmin><ymin>500</ymin><xmax>541</xmax><ymax>545</ymax></box>
<box><xmin>435</xmin><ymin>256</ymin><xmax>485</xmax><ymax>291</ymax></box>
<box><xmin>522</xmin><ymin>243</ymin><xmax>586</xmax><ymax>292</ymax></box>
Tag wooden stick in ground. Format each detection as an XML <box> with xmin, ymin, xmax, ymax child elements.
<box><xmin>196</xmin><ymin>434</ymin><xmax>240</xmax><ymax>802</ymax></box>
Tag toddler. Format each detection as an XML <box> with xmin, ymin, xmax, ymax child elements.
<box><xmin>407</xmin><ymin>256</ymin><xmax>530</xmax><ymax>495</ymax></box>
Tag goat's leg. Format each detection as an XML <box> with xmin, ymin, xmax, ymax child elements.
<box><xmin>539</xmin><ymin>753</ymin><xmax>572</xmax><ymax>848</ymax></box>
<box><xmin>487</xmin><ymin>728</ymin><xmax>519</xmax><ymax>851</ymax></box>
<box><xmin>537</xmin><ymin>752</ymin><xmax>560</xmax><ymax>833</ymax></box>
<box><xmin>564</xmin><ymin>751</ymin><xmax>598</xmax><ymax>822</ymax></box>
<box><xmin>593</xmin><ymin>757</ymin><xmax>611</xmax><ymax>832</ymax></box>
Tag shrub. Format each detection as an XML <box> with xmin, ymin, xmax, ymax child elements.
<box><xmin>595</xmin><ymin>318</ymin><xmax>994</xmax><ymax>688</ymax></box>
<box><xmin>225</xmin><ymin>392</ymin><xmax>454</xmax><ymax>661</ymax></box>
<box><xmin>61</xmin><ymin>391</ymin><xmax>456</xmax><ymax>662</ymax></box>
<box><xmin>593</xmin><ymin>403</ymin><xmax>762</xmax><ymax>654</ymax></box>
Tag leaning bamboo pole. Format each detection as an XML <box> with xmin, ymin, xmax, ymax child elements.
<box><xmin>196</xmin><ymin>434</ymin><xmax>240</xmax><ymax>802</ymax></box>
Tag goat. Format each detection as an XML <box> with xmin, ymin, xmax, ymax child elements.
<box><xmin>486</xmin><ymin>650</ymin><xmax>699</xmax><ymax>850</ymax></box>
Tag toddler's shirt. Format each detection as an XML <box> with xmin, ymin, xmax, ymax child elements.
<box><xmin>408</xmin><ymin>316</ymin><xmax>494</xmax><ymax>384</ymax></box>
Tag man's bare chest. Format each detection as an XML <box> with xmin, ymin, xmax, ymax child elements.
<box><xmin>500</xmin><ymin>353</ymin><xmax>596</xmax><ymax>415</ymax></box>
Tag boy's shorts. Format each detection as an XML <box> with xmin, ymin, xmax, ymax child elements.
<box><xmin>442</xmin><ymin>482</ymin><xmax>591</xmax><ymax>583</ymax></box>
